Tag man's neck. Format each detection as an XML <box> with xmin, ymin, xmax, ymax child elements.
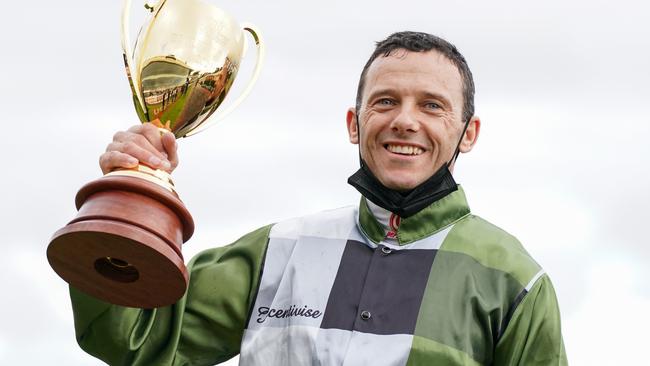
<box><xmin>357</xmin><ymin>186</ymin><xmax>471</xmax><ymax>246</ymax></box>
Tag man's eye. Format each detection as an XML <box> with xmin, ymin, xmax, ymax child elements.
<box><xmin>377</xmin><ymin>98</ymin><xmax>395</xmax><ymax>106</ymax></box>
<box><xmin>425</xmin><ymin>102</ymin><xmax>441</xmax><ymax>109</ymax></box>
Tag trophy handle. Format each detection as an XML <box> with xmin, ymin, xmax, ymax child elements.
<box><xmin>183</xmin><ymin>24</ymin><xmax>266</xmax><ymax>137</ymax></box>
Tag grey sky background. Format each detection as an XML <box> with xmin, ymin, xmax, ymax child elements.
<box><xmin>1</xmin><ymin>0</ymin><xmax>648</xmax><ymax>364</ymax></box>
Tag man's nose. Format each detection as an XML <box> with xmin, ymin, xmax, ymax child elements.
<box><xmin>390</xmin><ymin>104</ymin><xmax>419</xmax><ymax>133</ymax></box>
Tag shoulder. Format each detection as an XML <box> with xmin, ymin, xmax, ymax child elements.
<box><xmin>269</xmin><ymin>205</ymin><xmax>358</xmax><ymax>241</ymax></box>
<box><xmin>189</xmin><ymin>205</ymin><xmax>358</xmax><ymax>266</ymax></box>
<box><xmin>189</xmin><ymin>224</ymin><xmax>274</xmax><ymax>269</ymax></box>
<box><xmin>441</xmin><ymin>214</ymin><xmax>542</xmax><ymax>288</ymax></box>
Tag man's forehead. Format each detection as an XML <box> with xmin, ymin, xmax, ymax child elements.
<box><xmin>363</xmin><ymin>49</ymin><xmax>463</xmax><ymax>99</ymax></box>
<box><xmin>367</xmin><ymin>49</ymin><xmax>459</xmax><ymax>80</ymax></box>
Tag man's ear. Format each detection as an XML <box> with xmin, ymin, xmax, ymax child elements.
<box><xmin>459</xmin><ymin>115</ymin><xmax>481</xmax><ymax>153</ymax></box>
<box><xmin>346</xmin><ymin>108</ymin><xmax>359</xmax><ymax>144</ymax></box>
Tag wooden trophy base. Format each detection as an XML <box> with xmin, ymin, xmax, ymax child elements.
<box><xmin>47</xmin><ymin>171</ymin><xmax>194</xmax><ymax>309</ymax></box>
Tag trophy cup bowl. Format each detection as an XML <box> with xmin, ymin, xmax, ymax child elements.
<box><xmin>47</xmin><ymin>0</ymin><xmax>264</xmax><ymax>308</ymax></box>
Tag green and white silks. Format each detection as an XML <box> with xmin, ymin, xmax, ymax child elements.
<box><xmin>70</xmin><ymin>186</ymin><xmax>567</xmax><ymax>365</ymax></box>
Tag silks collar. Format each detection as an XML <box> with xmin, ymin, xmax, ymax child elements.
<box><xmin>347</xmin><ymin>161</ymin><xmax>458</xmax><ymax>218</ymax></box>
<box><xmin>357</xmin><ymin>185</ymin><xmax>471</xmax><ymax>245</ymax></box>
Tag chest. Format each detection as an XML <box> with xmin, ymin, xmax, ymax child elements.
<box><xmin>240</xmin><ymin>231</ymin><xmax>505</xmax><ymax>366</ymax></box>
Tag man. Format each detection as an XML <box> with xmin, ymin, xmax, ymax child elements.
<box><xmin>71</xmin><ymin>32</ymin><xmax>567</xmax><ymax>365</ymax></box>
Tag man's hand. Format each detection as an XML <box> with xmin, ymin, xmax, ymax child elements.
<box><xmin>99</xmin><ymin>124</ymin><xmax>178</xmax><ymax>175</ymax></box>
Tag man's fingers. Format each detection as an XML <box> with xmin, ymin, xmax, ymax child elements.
<box><xmin>102</xmin><ymin>124</ymin><xmax>177</xmax><ymax>174</ymax></box>
<box><xmin>105</xmin><ymin>141</ymin><xmax>172</xmax><ymax>171</ymax></box>
<box><xmin>99</xmin><ymin>151</ymin><xmax>139</xmax><ymax>175</ymax></box>
<box><xmin>161</xmin><ymin>131</ymin><xmax>179</xmax><ymax>170</ymax></box>
<box><xmin>127</xmin><ymin>124</ymin><xmax>167</xmax><ymax>155</ymax></box>
<box><xmin>112</xmin><ymin>130</ymin><xmax>167</xmax><ymax>162</ymax></box>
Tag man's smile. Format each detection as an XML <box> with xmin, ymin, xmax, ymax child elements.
<box><xmin>384</xmin><ymin>143</ymin><xmax>425</xmax><ymax>156</ymax></box>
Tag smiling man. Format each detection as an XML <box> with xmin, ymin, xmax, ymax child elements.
<box><xmin>349</xmin><ymin>44</ymin><xmax>476</xmax><ymax>192</ymax></box>
<box><xmin>70</xmin><ymin>32</ymin><xmax>567</xmax><ymax>365</ymax></box>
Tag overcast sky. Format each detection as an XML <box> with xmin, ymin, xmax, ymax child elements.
<box><xmin>1</xmin><ymin>0</ymin><xmax>649</xmax><ymax>364</ymax></box>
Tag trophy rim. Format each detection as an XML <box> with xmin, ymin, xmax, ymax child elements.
<box><xmin>47</xmin><ymin>219</ymin><xmax>188</xmax><ymax>308</ymax></box>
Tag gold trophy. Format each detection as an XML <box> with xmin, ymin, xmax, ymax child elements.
<box><xmin>47</xmin><ymin>0</ymin><xmax>264</xmax><ymax>308</ymax></box>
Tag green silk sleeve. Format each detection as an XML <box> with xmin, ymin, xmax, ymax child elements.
<box><xmin>493</xmin><ymin>275</ymin><xmax>568</xmax><ymax>366</ymax></box>
<box><xmin>69</xmin><ymin>224</ymin><xmax>272</xmax><ymax>366</ymax></box>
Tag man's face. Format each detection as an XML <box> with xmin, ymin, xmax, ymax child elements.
<box><xmin>347</xmin><ymin>49</ymin><xmax>476</xmax><ymax>191</ymax></box>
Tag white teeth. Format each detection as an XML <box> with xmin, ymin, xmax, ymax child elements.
<box><xmin>387</xmin><ymin>144</ymin><xmax>423</xmax><ymax>155</ymax></box>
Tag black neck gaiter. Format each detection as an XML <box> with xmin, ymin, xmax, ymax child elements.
<box><xmin>347</xmin><ymin>161</ymin><xmax>458</xmax><ymax>218</ymax></box>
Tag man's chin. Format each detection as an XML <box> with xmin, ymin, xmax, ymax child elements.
<box><xmin>366</xmin><ymin>164</ymin><xmax>429</xmax><ymax>192</ymax></box>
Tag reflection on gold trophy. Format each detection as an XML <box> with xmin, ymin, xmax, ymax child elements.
<box><xmin>47</xmin><ymin>0</ymin><xmax>264</xmax><ymax>308</ymax></box>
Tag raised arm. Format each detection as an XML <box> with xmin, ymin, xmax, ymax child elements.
<box><xmin>70</xmin><ymin>124</ymin><xmax>271</xmax><ymax>365</ymax></box>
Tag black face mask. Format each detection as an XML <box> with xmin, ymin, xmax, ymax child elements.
<box><xmin>347</xmin><ymin>161</ymin><xmax>458</xmax><ymax>218</ymax></box>
<box><xmin>347</xmin><ymin>117</ymin><xmax>469</xmax><ymax>218</ymax></box>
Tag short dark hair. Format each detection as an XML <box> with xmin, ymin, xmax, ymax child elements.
<box><xmin>356</xmin><ymin>31</ymin><xmax>475</xmax><ymax>123</ymax></box>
